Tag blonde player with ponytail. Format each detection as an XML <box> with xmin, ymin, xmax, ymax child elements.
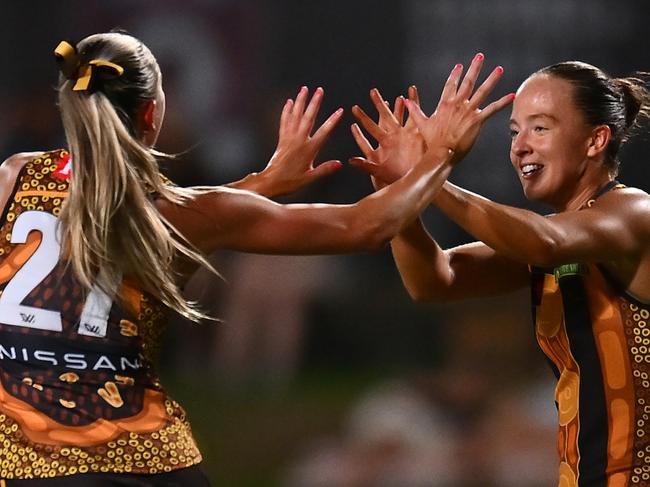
<box><xmin>0</xmin><ymin>32</ymin><xmax>511</xmax><ymax>485</ymax></box>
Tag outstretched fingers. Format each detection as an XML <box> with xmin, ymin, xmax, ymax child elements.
<box><xmin>469</xmin><ymin>65</ymin><xmax>505</xmax><ymax>109</ymax></box>
<box><xmin>300</xmin><ymin>87</ymin><xmax>324</xmax><ymax>135</ymax></box>
<box><xmin>279</xmin><ymin>98</ymin><xmax>294</xmax><ymax>135</ymax></box>
<box><xmin>370</xmin><ymin>88</ymin><xmax>399</xmax><ymax>128</ymax></box>
<box><xmin>352</xmin><ymin>104</ymin><xmax>384</xmax><ymax>142</ymax></box>
<box><xmin>393</xmin><ymin>96</ymin><xmax>405</xmax><ymax>125</ymax></box>
<box><xmin>311</xmin><ymin>107</ymin><xmax>344</xmax><ymax>147</ymax></box>
<box><xmin>351</xmin><ymin>123</ymin><xmax>375</xmax><ymax>159</ymax></box>
<box><xmin>405</xmin><ymin>86</ymin><xmax>421</xmax><ymax>128</ymax></box>
<box><xmin>438</xmin><ymin>63</ymin><xmax>464</xmax><ymax>104</ymax></box>
<box><xmin>403</xmin><ymin>98</ymin><xmax>429</xmax><ymax>133</ymax></box>
<box><xmin>479</xmin><ymin>92</ymin><xmax>515</xmax><ymax>120</ymax></box>
<box><xmin>456</xmin><ymin>53</ymin><xmax>485</xmax><ymax>100</ymax></box>
<box><xmin>291</xmin><ymin>86</ymin><xmax>309</xmax><ymax>120</ymax></box>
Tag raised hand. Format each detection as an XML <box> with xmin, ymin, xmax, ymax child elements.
<box><xmin>261</xmin><ymin>86</ymin><xmax>344</xmax><ymax>196</ymax></box>
<box><xmin>349</xmin><ymin>86</ymin><xmax>426</xmax><ymax>187</ymax></box>
<box><xmin>406</xmin><ymin>53</ymin><xmax>514</xmax><ymax>165</ymax></box>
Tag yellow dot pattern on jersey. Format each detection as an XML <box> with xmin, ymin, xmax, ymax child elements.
<box><xmin>0</xmin><ymin>151</ymin><xmax>202</xmax><ymax>479</ymax></box>
<box><xmin>624</xmin><ymin>301</ymin><xmax>650</xmax><ymax>473</ymax></box>
<box><xmin>0</xmin><ymin>405</ymin><xmax>202</xmax><ymax>479</ymax></box>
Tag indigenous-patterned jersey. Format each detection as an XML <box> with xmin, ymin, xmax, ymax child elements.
<box><xmin>0</xmin><ymin>150</ymin><xmax>201</xmax><ymax>480</ymax></box>
<box><xmin>532</xmin><ymin>182</ymin><xmax>650</xmax><ymax>486</ymax></box>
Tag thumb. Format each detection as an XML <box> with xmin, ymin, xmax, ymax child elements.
<box><xmin>348</xmin><ymin>157</ymin><xmax>382</xmax><ymax>176</ymax></box>
<box><xmin>309</xmin><ymin>160</ymin><xmax>343</xmax><ymax>181</ymax></box>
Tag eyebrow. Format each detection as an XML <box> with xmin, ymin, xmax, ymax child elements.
<box><xmin>509</xmin><ymin>113</ymin><xmax>558</xmax><ymax>125</ymax></box>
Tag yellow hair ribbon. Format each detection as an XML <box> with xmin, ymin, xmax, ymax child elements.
<box><xmin>54</xmin><ymin>41</ymin><xmax>76</xmax><ymax>61</ymax></box>
<box><xmin>73</xmin><ymin>60</ymin><xmax>125</xmax><ymax>92</ymax></box>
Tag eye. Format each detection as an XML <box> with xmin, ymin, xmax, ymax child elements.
<box><xmin>534</xmin><ymin>126</ymin><xmax>548</xmax><ymax>133</ymax></box>
<box><xmin>509</xmin><ymin>128</ymin><xmax>519</xmax><ymax>138</ymax></box>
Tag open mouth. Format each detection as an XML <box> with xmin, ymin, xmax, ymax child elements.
<box><xmin>521</xmin><ymin>163</ymin><xmax>543</xmax><ymax>177</ymax></box>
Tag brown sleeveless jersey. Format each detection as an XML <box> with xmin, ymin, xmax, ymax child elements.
<box><xmin>531</xmin><ymin>182</ymin><xmax>650</xmax><ymax>486</ymax></box>
<box><xmin>0</xmin><ymin>150</ymin><xmax>201</xmax><ymax>480</ymax></box>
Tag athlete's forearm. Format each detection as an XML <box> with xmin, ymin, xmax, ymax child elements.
<box><xmin>390</xmin><ymin>219</ymin><xmax>454</xmax><ymax>301</ymax></box>
<box><xmin>433</xmin><ymin>181</ymin><xmax>559</xmax><ymax>265</ymax></box>
<box><xmin>355</xmin><ymin>147</ymin><xmax>454</xmax><ymax>246</ymax></box>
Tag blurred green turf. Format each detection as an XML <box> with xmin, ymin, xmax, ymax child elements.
<box><xmin>163</xmin><ymin>369</ymin><xmax>381</xmax><ymax>487</ymax></box>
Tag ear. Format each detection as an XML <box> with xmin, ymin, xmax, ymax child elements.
<box><xmin>142</xmin><ymin>99</ymin><xmax>157</xmax><ymax>132</ymax></box>
<box><xmin>586</xmin><ymin>124</ymin><xmax>611</xmax><ymax>158</ymax></box>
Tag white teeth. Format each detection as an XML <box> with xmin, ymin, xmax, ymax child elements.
<box><xmin>522</xmin><ymin>164</ymin><xmax>542</xmax><ymax>176</ymax></box>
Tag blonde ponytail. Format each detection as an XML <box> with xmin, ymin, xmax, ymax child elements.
<box><xmin>57</xmin><ymin>33</ymin><xmax>214</xmax><ymax>321</ymax></box>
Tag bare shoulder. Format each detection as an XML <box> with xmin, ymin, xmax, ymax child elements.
<box><xmin>594</xmin><ymin>186</ymin><xmax>650</xmax><ymax>235</ymax></box>
<box><xmin>594</xmin><ymin>186</ymin><xmax>650</xmax><ymax>213</ymax></box>
<box><xmin>1</xmin><ymin>152</ymin><xmax>45</xmax><ymax>171</ymax></box>
<box><xmin>0</xmin><ymin>152</ymin><xmax>44</xmax><ymax>190</ymax></box>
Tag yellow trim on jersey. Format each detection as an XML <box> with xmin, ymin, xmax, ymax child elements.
<box><xmin>15</xmin><ymin>191</ymin><xmax>68</xmax><ymax>199</ymax></box>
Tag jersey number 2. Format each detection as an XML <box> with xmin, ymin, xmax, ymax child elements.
<box><xmin>0</xmin><ymin>211</ymin><xmax>113</xmax><ymax>337</ymax></box>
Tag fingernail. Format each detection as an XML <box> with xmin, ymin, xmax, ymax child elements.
<box><xmin>315</xmin><ymin>87</ymin><xmax>323</xmax><ymax>94</ymax></box>
<box><xmin>475</xmin><ymin>53</ymin><xmax>484</xmax><ymax>61</ymax></box>
<box><xmin>335</xmin><ymin>108</ymin><xmax>344</xmax><ymax>115</ymax></box>
<box><xmin>510</xmin><ymin>92</ymin><xmax>516</xmax><ymax>99</ymax></box>
<box><xmin>300</xmin><ymin>86</ymin><xmax>307</xmax><ymax>93</ymax></box>
<box><xmin>403</xmin><ymin>99</ymin><xmax>410</xmax><ymax>107</ymax></box>
<box><xmin>495</xmin><ymin>66</ymin><xmax>504</xmax><ymax>74</ymax></box>
<box><xmin>455</xmin><ymin>64</ymin><xmax>463</xmax><ymax>70</ymax></box>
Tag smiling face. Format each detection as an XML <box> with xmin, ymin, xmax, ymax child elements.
<box><xmin>509</xmin><ymin>74</ymin><xmax>608</xmax><ymax>210</ymax></box>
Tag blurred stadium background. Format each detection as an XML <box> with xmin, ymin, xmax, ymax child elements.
<box><xmin>2</xmin><ymin>1</ymin><xmax>650</xmax><ymax>485</ymax></box>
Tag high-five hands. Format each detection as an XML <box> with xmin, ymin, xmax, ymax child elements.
<box><xmin>350</xmin><ymin>53</ymin><xmax>514</xmax><ymax>186</ymax></box>
<box><xmin>350</xmin><ymin>85</ymin><xmax>425</xmax><ymax>188</ymax></box>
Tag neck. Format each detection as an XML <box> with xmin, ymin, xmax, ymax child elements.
<box><xmin>555</xmin><ymin>169</ymin><xmax>613</xmax><ymax>212</ymax></box>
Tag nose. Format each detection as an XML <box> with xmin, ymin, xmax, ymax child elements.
<box><xmin>511</xmin><ymin>130</ymin><xmax>532</xmax><ymax>159</ymax></box>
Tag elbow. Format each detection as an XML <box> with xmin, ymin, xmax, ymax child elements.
<box><xmin>362</xmin><ymin>229</ymin><xmax>392</xmax><ymax>252</ymax></box>
<box><xmin>406</xmin><ymin>285</ymin><xmax>449</xmax><ymax>303</ymax></box>
<box><xmin>352</xmin><ymin>215</ymin><xmax>396</xmax><ymax>252</ymax></box>
<box><xmin>408</xmin><ymin>287</ymin><xmax>436</xmax><ymax>303</ymax></box>
<box><xmin>527</xmin><ymin>234</ymin><xmax>563</xmax><ymax>268</ymax></box>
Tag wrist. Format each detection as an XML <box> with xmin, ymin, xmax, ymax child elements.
<box><xmin>226</xmin><ymin>171</ymin><xmax>276</xmax><ymax>197</ymax></box>
<box><xmin>423</xmin><ymin>146</ymin><xmax>455</xmax><ymax>167</ymax></box>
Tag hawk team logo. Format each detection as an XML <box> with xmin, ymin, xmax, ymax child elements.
<box><xmin>52</xmin><ymin>153</ymin><xmax>72</xmax><ymax>181</ymax></box>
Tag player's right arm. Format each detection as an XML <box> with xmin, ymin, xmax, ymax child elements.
<box><xmin>390</xmin><ymin>218</ymin><xmax>530</xmax><ymax>302</ymax></box>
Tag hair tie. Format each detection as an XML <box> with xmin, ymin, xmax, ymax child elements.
<box><xmin>53</xmin><ymin>40</ymin><xmax>125</xmax><ymax>92</ymax></box>
<box><xmin>54</xmin><ymin>40</ymin><xmax>80</xmax><ymax>80</ymax></box>
<box><xmin>73</xmin><ymin>60</ymin><xmax>125</xmax><ymax>91</ymax></box>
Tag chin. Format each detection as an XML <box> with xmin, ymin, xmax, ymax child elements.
<box><xmin>521</xmin><ymin>182</ymin><xmax>553</xmax><ymax>207</ymax></box>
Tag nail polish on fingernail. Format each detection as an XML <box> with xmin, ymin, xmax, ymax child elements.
<box><xmin>495</xmin><ymin>66</ymin><xmax>504</xmax><ymax>74</ymax></box>
<box><xmin>455</xmin><ymin>64</ymin><xmax>462</xmax><ymax>69</ymax></box>
<box><xmin>475</xmin><ymin>53</ymin><xmax>484</xmax><ymax>61</ymax></box>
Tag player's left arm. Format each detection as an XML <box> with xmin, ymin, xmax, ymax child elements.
<box><xmin>434</xmin><ymin>183</ymin><xmax>650</xmax><ymax>267</ymax></box>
